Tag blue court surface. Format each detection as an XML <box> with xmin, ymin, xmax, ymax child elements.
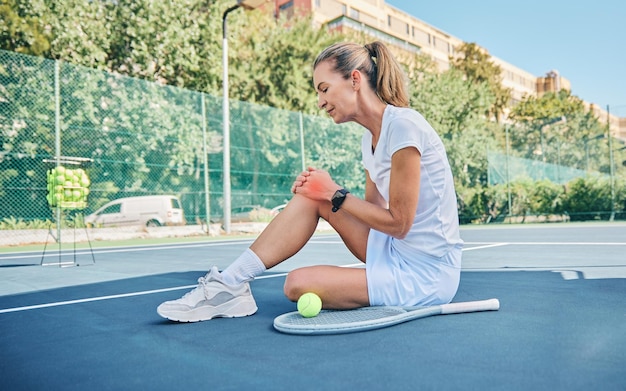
<box><xmin>1</xmin><ymin>222</ymin><xmax>625</xmax><ymax>390</ymax></box>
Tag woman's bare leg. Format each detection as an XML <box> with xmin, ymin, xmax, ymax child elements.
<box><xmin>283</xmin><ymin>266</ymin><xmax>369</xmax><ymax>309</ymax></box>
<box><xmin>249</xmin><ymin>194</ymin><xmax>371</xmax><ymax>309</ymax></box>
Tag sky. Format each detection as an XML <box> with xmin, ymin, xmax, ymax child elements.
<box><xmin>385</xmin><ymin>0</ymin><xmax>626</xmax><ymax>115</ymax></box>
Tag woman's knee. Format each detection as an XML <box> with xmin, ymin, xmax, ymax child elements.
<box><xmin>283</xmin><ymin>268</ymin><xmax>310</xmax><ymax>302</ymax></box>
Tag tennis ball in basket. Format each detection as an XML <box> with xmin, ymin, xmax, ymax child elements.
<box><xmin>297</xmin><ymin>292</ymin><xmax>322</xmax><ymax>318</ymax></box>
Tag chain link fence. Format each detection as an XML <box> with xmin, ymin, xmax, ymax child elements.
<box><xmin>488</xmin><ymin>152</ymin><xmax>604</xmax><ymax>185</ymax></box>
<box><xmin>0</xmin><ymin>50</ymin><xmax>363</xmax><ymax>245</ymax></box>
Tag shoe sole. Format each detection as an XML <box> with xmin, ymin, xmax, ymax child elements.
<box><xmin>157</xmin><ymin>297</ymin><xmax>258</xmax><ymax>323</ymax></box>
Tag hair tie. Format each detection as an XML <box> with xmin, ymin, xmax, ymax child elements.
<box><xmin>365</xmin><ymin>46</ymin><xmax>377</xmax><ymax>65</ymax></box>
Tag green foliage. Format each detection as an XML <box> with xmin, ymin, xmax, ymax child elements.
<box><xmin>529</xmin><ymin>180</ymin><xmax>565</xmax><ymax>215</ymax></box>
<box><xmin>0</xmin><ymin>0</ymin><xmax>111</xmax><ymax>67</ymax></box>
<box><xmin>459</xmin><ymin>176</ymin><xmax>625</xmax><ymax>223</ymax></box>
<box><xmin>106</xmin><ymin>0</ymin><xmax>222</xmax><ymax>90</ymax></box>
<box><xmin>410</xmin><ymin>67</ymin><xmax>498</xmax><ymax>188</ymax></box>
<box><xmin>561</xmin><ymin>177</ymin><xmax>613</xmax><ymax>220</ymax></box>
<box><xmin>508</xmin><ymin>90</ymin><xmax>607</xmax><ymax>172</ymax></box>
<box><xmin>449</xmin><ymin>43</ymin><xmax>511</xmax><ymax>122</ymax></box>
<box><xmin>46</xmin><ymin>0</ymin><xmax>111</xmax><ymax>68</ymax></box>
<box><xmin>230</xmin><ymin>11</ymin><xmax>342</xmax><ymax>113</ymax></box>
<box><xmin>0</xmin><ymin>216</ymin><xmax>50</xmax><ymax>229</ymax></box>
<box><xmin>510</xmin><ymin>90</ymin><xmax>583</xmax><ymax>123</ymax></box>
<box><xmin>0</xmin><ymin>213</ymin><xmax>88</xmax><ymax>230</ymax></box>
<box><xmin>0</xmin><ymin>0</ymin><xmax>50</xmax><ymax>55</ymax></box>
<box><xmin>457</xmin><ymin>184</ymin><xmax>504</xmax><ymax>224</ymax></box>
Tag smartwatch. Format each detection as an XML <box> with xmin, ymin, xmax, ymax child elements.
<box><xmin>331</xmin><ymin>189</ymin><xmax>350</xmax><ymax>212</ymax></box>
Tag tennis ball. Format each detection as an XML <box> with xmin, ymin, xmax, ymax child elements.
<box><xmin>297</xmin><ymin>292</ymin><xmax>322</xmax><ymax>318</ymax></box>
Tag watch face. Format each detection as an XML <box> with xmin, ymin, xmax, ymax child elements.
<box><xmin>331</xmin><ymin>189</ymin><xmax>348</xmax><ymax>212</ymax></box>
<box><xmin>333</xmin><ymin>189</ymin><xmax>348</xmax><ymax>200</ymax></box>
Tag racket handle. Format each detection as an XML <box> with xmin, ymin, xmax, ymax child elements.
<box><xmin>440</xmin><ymin>298</ymin><xmax>500</xmax><ymax>315</ymax></box>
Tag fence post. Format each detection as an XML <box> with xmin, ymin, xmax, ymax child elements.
<box><xmin>607</xmin><ymin>105</ymin><xmax>615</xmax><ymax>221</ymax></box>
<box><xmin>505</xmin><ymin>125</ymin><xmax>512</xmax><ymax>221</ymax></box>
<box><xmin>299</xmin><ymin>112</ymin><xmax>305</xmax><ymax>172</ymax></box>
<box><xmin>201</xmin><ymin>93</ymin><xmax>210</xmax><ymax>230</ymax></box>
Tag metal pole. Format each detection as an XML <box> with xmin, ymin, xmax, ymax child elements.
<box><xmin>534</xmin><ymin>122</ymin><xmax>546</xmax><ymax>180</ymax></box>
<box><xmin>201</xmin><ymin>93</ymin><xmax>210</xmax><ymax>232</ymax></box>
<box><xmin>222</xmin><ymin>4</ymin><xmax>240</xmax><ymax>234</ymax></box>
<box><xmin>54</xmin><ymin>60</ymin><xmax>61</xmax><ymax>245</ymax></box>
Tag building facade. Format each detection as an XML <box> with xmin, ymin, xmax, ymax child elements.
<box><xmin>272</xmin><ymin>0</ymin><xmax>624</xmax><ymax>140</ymax></box>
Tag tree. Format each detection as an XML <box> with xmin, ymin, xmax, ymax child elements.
<box><xmin>106</xmin><ymin>0</ymin><xmax>223</xmax><ymax>91</ymax></box>
<box><xmin>229</xmin><ymin>11</ymin><xmax>341</xmax><ymax>113</ymax></box>
<box><xmin>0</xmin><ymin>0</ymin><xmax>112</xmax><ymax>68</ymax></box>
<box><xmin>450</xmin><ymin>42</ymin><xmax>510</xmax><ymax>122</ymax></box>
<box><xmin>0</xmin><ymin>0</ymin><xmax>50</xmax><ymax>56</ymax></box>
<box><xmin>508</xmin><ymin>90</ymin><xmax>606</xmax><ymax>172</ymax></box>
<box><xmin>409</xmin><ymin>67</ymin><xmax>499</xmax><ymax>188</ymax></box>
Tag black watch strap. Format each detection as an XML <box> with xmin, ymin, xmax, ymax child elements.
<box><xmin>331</xmin><ymin>189</ymin><xmax>350</xmax><ymax>213</ymax></box>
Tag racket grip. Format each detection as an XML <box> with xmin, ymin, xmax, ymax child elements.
<box><xmin>440</xmin><ymin>298</ymin><xmax>500</xmax><ymax>315</ymax></box>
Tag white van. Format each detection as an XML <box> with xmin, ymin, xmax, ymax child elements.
<box><xmin>85</xmin><ymin>195</ymin><xmax>185</xmax><ymax>228</ymax></box>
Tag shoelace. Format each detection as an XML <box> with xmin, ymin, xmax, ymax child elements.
<box><xmin>180</xmin><ymin>273</ymin><xmax>211</xmax><ymax>299</ymax></box>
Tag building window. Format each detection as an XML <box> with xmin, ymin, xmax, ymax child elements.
<box><xmin>279</xmin><ymin>0</ymin><xmax>294</xmax><ymax>18</ymax></box>
<box><xmin>350</xmin><ymin>8</ymin><xmax>360</xmax><ymax>20</ymax></box>
<box><xmin>315</xmin><ymin>0</ymin><xmax>321</xmax><ymax>7</ymax></box>
<box><xmin>342</xmin><ymin>4</ymin><xmax>347</xmax><ymax>15</ymax></box>
<box><xmin>388</xmin><ymin>15</ymin><xmax>391</xmax><ymax>26</ymax></box>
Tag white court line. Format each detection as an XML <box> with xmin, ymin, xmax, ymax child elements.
<box><xmin>465</xmin><ymin>241</ymin><xmax>625</xmax><ymax>246</ymax></box>
<box><xmin>462</xmin><ymin>243</ymin><xmax>509</xmax><ymax>251</ymax></box>
<box><xmin>0</xmin><ymin>263</ymin><xmax>363</xmax><ymax>314</ymax></box>
<box><xmin>0</xmin><ymin>285</ymin><xmax>196</xmax><ymax>314</ymax></box>
<box><xmin>2</xmin><ymin>238</ymin><xmax>344</xmax><ymax>261</ymax></box>
<box><xmin>1</xmin><ymin>239</ymin><xmax>256</xmax><ymax>261</ymax></box>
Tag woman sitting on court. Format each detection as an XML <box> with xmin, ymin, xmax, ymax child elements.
<box><xmin>157</xmin><ymin>40</ymin><xmax>463</xmax><ymax>322</ymax></box>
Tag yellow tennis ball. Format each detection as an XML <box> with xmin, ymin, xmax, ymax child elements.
<box><xmin>297</xmin><ymin>292</ymin><xmax>322</xmax><ymax>318</ymax></box>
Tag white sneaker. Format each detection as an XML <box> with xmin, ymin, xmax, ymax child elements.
<box><xmin>157</xmin><ymin>266</ymin><xmax>258</xmax><ymax>322</ymax></box>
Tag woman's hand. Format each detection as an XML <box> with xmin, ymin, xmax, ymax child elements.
<box><xmin>291</xmin><ymin>167</ymin><xmax>340</xmax><ymax>202</ymax></box>
<box><xmin>291</xmin><ymin>169</ymin><xmax>310</xmax><ymax>194</ymax></box>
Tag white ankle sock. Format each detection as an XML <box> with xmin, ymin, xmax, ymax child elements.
<box><xmin>220</xmin><ymin>248</ymin><xmax>266</xmax><ymax>285</ymax></box>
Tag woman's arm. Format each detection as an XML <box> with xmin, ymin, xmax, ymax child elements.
<box><xmin>364</xmin><ymin>169</ymin><xmax>386</xmax><ymax>208</ymax></box>
<box><xmin>293</xmin><ymin>147</ymin><xmax>420</xmax><ymax>239</ymax></box>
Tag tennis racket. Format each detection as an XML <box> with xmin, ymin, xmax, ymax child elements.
<box><xmin>273</xmin><ymin>298</ymin><xmax>499</xmax><ymax>335</ymax></box>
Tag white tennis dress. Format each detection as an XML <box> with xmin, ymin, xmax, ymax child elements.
<box><xmin>361</xmin><ymin>105</ymin><xmax>463</xmax><ymax>306</ymax></box>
